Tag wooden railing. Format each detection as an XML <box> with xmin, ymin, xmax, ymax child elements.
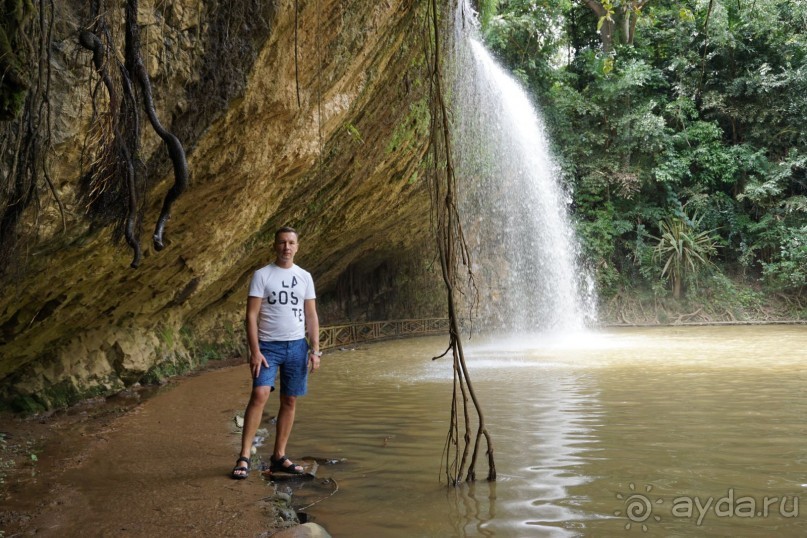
<box><xmin>319</xmin><ymin>318</ymin><xmax>449</xmax><ymax>350</ymax></box>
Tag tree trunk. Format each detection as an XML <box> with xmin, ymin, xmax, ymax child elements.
<box><xmin>621</xmin><ymin>9</ymin><xmax>631</xmax><ymax>45</ymax></box>
<box><xmin>581</xmin><ymin>0</ymin><xmax>614</xmax><ymax>52</ymax></box>
<box><xmin>582</xmin><ymin>0</ymin><xmax>648</xmax><ymax>50</ymax></box>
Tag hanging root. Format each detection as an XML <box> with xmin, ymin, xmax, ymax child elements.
<box><xmin>0</xmin><ymin>0</ymin><xmax>65</xmax><ymax>274</ymax></box>
<box><xmin>132</xmin><ymin>50</ymin><xmax>188</xmax><ymax>252</ymax></box>
<box><xmin>426</xmin><ymin>0</ymin><xmax>495</xmax><ymax>484</ymax></box>
<box><xmin>124</xmin><ymin>0</ymin><xmax>188</xmax><ymax>252</ymax></box>
<box><xmin>78</xmin><ymin>29</ymin><xmax>142</xmax><ymax>268</ymax></box>
<box><xmin>76</xmin><ymin>1</ymin><xmax>188</xmax><ymax>268</ymax></box>
<box><xmin>146</xmin><ymin>100</ymin><xmax>188</xmax><ymax>252</ymax></box>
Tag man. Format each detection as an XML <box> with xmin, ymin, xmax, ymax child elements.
<box><xmin>232</xmin><ymin>226</ymin><xmax>321</xmax><ymax>479</ymax></box>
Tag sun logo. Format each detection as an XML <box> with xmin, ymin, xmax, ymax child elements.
<box><xmin>615</xmin><ymin>483</ymin><xmax>663</xmax><ymax>531</ymax></box>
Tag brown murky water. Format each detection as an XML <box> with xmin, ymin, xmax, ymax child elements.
<box><xmin>3</xmin><ymin>325</ymin><xmax>804</xmax><ymax>537</ymax></box>
<box><xmin>289</xmin><ymin>325</ymin><xmax>807</xmax><ymax>537</ymax></box>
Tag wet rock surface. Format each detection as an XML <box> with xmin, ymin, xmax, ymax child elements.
<box><xmin>1</xmin><ymin>0</ymin><xmax>435</xmax><ymax>410</ymax></box>
<box><xmin>271</xmin><ymin>522</ymin><xmax>332</xmax><ymax>538</ymax></box>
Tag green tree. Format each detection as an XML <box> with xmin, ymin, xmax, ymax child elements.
<box><xmin>651</xmin><ymin>212</ymin><xmax>718</xmax><ymax>299</ymax></box>
<box><xmin>483</xmin><ymin>0</ymin><xmax>807</xmax><ymax>307</ymax></box>
<box><xmin>580</xmin><ymin>0</ymin><xmax>650</xmax><ymax>51</ymax></box>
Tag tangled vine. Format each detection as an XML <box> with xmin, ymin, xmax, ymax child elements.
<box><xmin>1</xmin><ymin>0</ymin><xmax>188</xmax><ymax>272</ymax></box>
<box><xmin>78</xmin><ymin>0</ymin><xmax>188</xmax><ymax>268</ymax></box>
<box><xmin>425</xmin><ymin>0</ymin><xmax>495</xmax><ymax>484</ymax></box>
<box><xmin>0</xmin><ymin>0</ymin><xmax>62</xmax><ymax>274</ymax></box>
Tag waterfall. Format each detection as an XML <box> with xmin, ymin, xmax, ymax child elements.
<box><xmin>451</xmin><ymin>3</ymin><xmax>597</xmax><ymax>335</ymax></box>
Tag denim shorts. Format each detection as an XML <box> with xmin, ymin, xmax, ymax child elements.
<box><xmin>254</xmin><ymin>338</ymin><xmax>309</xmax><ymax>396</ymax></box>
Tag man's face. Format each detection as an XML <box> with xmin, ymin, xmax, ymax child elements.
<box><xmin>274</xmin><ymin>232</ymin><xmax>299</xmax><ymax>264</ymax></box>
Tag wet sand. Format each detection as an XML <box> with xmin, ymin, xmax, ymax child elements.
<box><xmin>0</xmin><ymin>360</ymin><xmax>285</xmax><ymax>537</ymax></box>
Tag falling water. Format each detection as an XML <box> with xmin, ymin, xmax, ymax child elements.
<box><xmin>451</xmin><ymin>3</ymin><xmax>596</xmax><ymax>334</ymax></box>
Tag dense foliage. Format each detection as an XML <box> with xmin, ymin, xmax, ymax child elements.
<box><xmin>479</xmin><ymin>0</ymin><xmax>806</xmax><ymax>309</ymax></box>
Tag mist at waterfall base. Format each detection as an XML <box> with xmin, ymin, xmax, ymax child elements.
<box><xmin>451</xmin><ymin>11</ymin><xmax>596</xmax><ymax>339</ymax></box>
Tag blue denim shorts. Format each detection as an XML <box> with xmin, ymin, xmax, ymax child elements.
<box><xmin>254</xmin><ymin>338</ymin><xmax>309</xmax><ymax>396</ymax></box>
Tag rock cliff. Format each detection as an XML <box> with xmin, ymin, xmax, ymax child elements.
<box><xmin>0</xmin><ymin>0</ymin><xmax>444</xmax><ymax>410</ymax></box>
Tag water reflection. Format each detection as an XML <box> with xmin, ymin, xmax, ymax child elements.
<box><xmin>289</xmin><ymin>326</ymin><xmax>807</xmax><ymax>537</ymax></box>
<box><xmin>445</xmin><ymin>482</ymin><xmax>497</xmax><ymax>537</ymax></box>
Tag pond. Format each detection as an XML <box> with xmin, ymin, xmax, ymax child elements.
<box><xmin>286</xmin><ymin>325</ymin><xmax>806</xmax><ymax>537</ymax></box>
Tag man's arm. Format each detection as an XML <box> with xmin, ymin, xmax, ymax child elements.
<box><xmin>304</xmin><ymin>298</ymin><xmax>320</xmax><ymax>371</ymax></box>
<box><xmin>246</xmin><ymin>296</ymin><xmax>268</xmax><ymax>378</ymax></box>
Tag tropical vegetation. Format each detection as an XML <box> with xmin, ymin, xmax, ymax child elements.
<box><xmin>479</xmin><ymin>0</ymin><xmax>807</xmax><ymax>319</ymax></box>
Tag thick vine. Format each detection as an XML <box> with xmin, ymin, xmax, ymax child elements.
<box><xmin>425</xmin><ymin>0</ymin><xmax>495</xmax><ymax>484</ymax></box>
<box><xmin>78</xmin><ymin>0</ymin><xmax>188</xmax><ymax>268</ymax></box>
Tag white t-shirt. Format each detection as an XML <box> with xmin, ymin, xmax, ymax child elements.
<box><xmin>248</xmin><ymin>263</ymin><xmax>316</xmax><ymax>341</ymax></box>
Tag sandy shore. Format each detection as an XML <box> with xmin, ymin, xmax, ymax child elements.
<box><xmin>0</xmin><ymin>360</ymin><xmax>288</xmax><ymax>537</ymax></box>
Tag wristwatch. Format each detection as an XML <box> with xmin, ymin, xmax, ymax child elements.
<box><xmin>310</xmin><ymin>350</ymin><xmax>322</xmax><ymax>357</ymax></box>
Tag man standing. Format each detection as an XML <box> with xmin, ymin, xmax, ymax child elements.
<box><xmin>232</xmin><ymin>226</ymin><xmax>321</xmax><ymax>479</ymax></box>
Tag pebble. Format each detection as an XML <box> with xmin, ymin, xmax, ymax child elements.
<box><xmin>270</xmin><ymin>522</ymin><xmax>332</xmax><ymax>538</ymax></box>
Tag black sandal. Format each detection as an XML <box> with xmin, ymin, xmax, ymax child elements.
<box><xmin>231</xmin><ymin>456</ymin><xmax>250</xmax><ymax>479</ymax></box>
<box><xmin>269</xmin><ymin>455</ymin><xmax>304</xmax><ymax>475</ymax></box>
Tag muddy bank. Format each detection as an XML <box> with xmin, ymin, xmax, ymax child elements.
<box><xmin>0</xmin><ymin>360</ymin><xmax>305</xmax><ymax>537</ymax></box>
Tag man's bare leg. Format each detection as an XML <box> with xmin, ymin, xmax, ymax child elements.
<box><xmin>272</xmin><ymin>394</ymin><xmax>303</xmax><ymax>472</ymax></box>
<box><xmin>234</xmin><ymin>386</ymin><xmax>270</xmax><ymax>477</ymax></box>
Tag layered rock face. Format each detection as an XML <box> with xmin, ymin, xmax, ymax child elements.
<box><xmin>0</xmin><ymin>0</ymin><xmax>440</xmax><ymax>410</ymax></box>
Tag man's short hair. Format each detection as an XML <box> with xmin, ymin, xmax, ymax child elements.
<box><xmin>274</xmin><ymin>226</ymin><xmax>299</xmax><ymax>242</ymax></box>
